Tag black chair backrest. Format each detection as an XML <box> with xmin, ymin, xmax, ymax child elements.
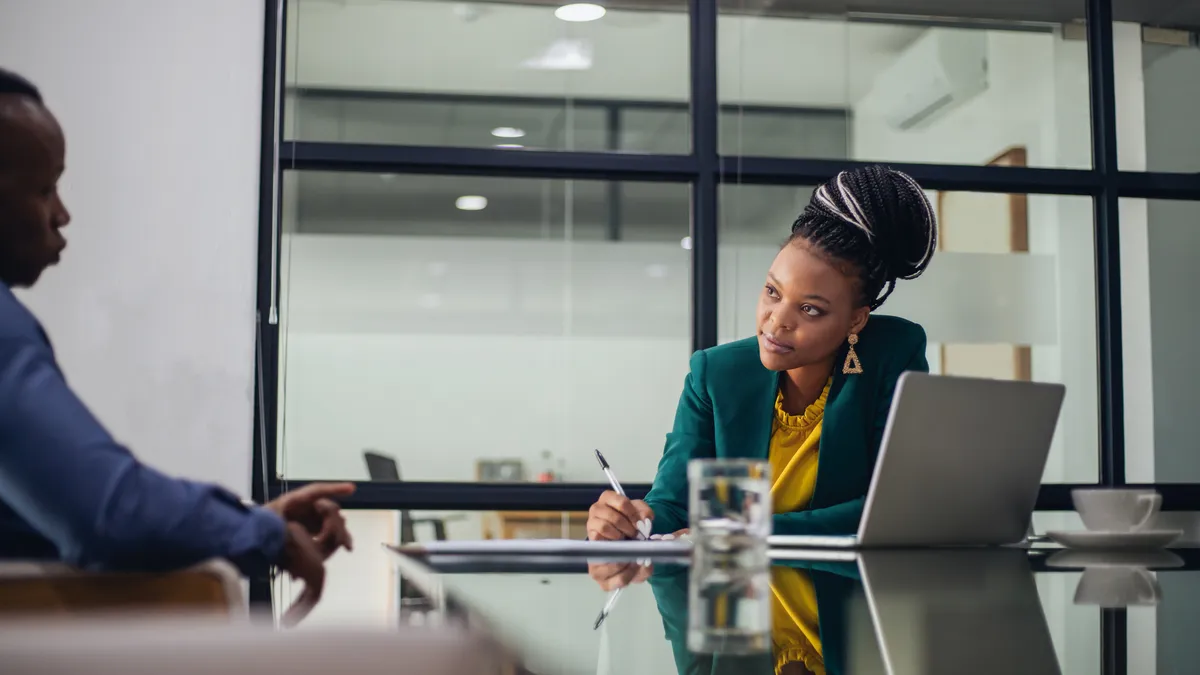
<box><xmin>363</xmin><ymin>451</ymin><xmax>401</xmax><ymax>481</ymax></box>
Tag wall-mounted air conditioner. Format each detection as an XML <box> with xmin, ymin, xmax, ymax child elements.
<box><xmin>859</xmin><ymin>29</ymin><xmax>989</xmax><ymax>131</ymax></box>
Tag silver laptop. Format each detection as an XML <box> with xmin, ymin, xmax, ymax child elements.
<box><xmin>769</xmin><ymin>372</ymin><xmax>1065</xmax><ymax>550</ymax></box>
<box><xmin>849</xmin><ymin>549</ymin><xmax>1061</xmax><ymax>674</ymax></box>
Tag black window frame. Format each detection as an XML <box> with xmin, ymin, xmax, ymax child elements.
<box><xmin>253</xmin><ymin>0</ymin><xmax>1200</xmax><ymax>531</ymax></box>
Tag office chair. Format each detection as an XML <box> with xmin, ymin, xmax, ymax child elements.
<box><xmin>363</xmin><ymin>450</ymin><xmax>461</xmax><ymax>616</ymax></box>
<box><xmin>362</xmin><ymin>451</ymin><xmax>452</xmax><ymax>543</ymax></box>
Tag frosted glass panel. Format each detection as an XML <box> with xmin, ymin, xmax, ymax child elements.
<box><xmin>887</xmin><ymin>252</ymin><xmax>1057</xmax><ymax>345</ymax></box>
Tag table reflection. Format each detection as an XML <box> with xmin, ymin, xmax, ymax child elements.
<box><xmin>644</xmin><ymin>557</ymin><xmax>858</xmax><ymax>675</ymax></box>
<box><xmin>594</xmin><ymin>550</ymin><xmax>1062</xmax><ymax>675</ymax></box>
<box><xmin>392</xmin><ymin>548</ymin><xmax>1200</xmax><ymax>675</ymax></box>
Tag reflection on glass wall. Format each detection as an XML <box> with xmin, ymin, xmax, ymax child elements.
<box><xmin>1111</xmin><ymin>14</ymin><xmax>1200</xmax><ymax>173</ymax></box>
<box><xmin>1123</xmin><ymin>29</ymin><xmax>1200</xmax><ymax>172</ymax></box>
<box><xmin>1121</xmin><ymin>199</ymin><xmax>1200</xmax><ymax>483</ymax></box>
<box><xmin>277</xmin><ymin>172</ymin><xmax>692</xmax><ymax>482</ymax></box>
<box><xmin>719</xmin><ymin>5</ymin><xmax>1092</xmax><ymax>167</ymax></box>
<box><xmin>719</xmin><ymin>184</ymin><xmax>1099</xmax><ymax>483</ymax></box>
<box><xmin>282</xmin><ymin>0</ymin><xmax>1106</xmax><ymax>168</ymax></box>
<box><xmin>284</xmin><ymin>0</ymin><xmax>691</xmax><ymax>152</ymax></box>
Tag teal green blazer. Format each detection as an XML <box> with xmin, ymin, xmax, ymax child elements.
<box><xmin>644</xmin><ymin>315</ymin><xmax>928</xmax><ymax>536</ymax></box>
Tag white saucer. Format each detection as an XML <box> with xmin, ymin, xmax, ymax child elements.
<box><xmin>1047</xmin><ymin>549</ymin><xmax>1184</xmax><ymax>569</ymax></box>
<box><xmin>1046</xmin><ymin>529</ymin><xmax>1182</xmax><ymax>550</ymax></box>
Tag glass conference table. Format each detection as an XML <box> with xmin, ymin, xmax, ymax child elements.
<box><xmin>389</xmin><ymin>544</ymin><xmax>1200</xmax><ymax>675</ymax></box>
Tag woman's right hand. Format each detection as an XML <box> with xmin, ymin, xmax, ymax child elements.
<box><xmin>587</xmin><ymin>490</ymin><xmax>654</xmax><ymax>540</ymax></box>
<box><xmin>588</xmin><ymin>560</ymin><xmax>653</xmax><ymax>590</ymax></box>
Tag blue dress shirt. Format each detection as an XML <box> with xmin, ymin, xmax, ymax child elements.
<box><xmin>0</xmin><ymin>284</ymin><xmax>285</xmax><ymax>574</ymax></box>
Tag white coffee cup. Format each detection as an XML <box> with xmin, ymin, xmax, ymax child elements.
<box><xmin>1072</xmin><ymin>489</ymin><xmax>1161</xmax><ymax>532</ymax></box>
<box><xmin>1074</xmin><ymin>567</ymin><xmax>1161</xmax><ymax>607</ymax></box>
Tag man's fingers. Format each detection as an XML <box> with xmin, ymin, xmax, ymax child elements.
<box><xmin>315</xmin><ymin>520</ymin><xmax>351</xmax><ymax>558</ymax></box>
<box><xmin>313</xmin><ymin>499</ymin><xmax>353</xmax><ymax>555</ymax></box>
<box><xmin>292</xmin><ymin>482</ymin><xmax>356</xmax><ymax>502</ymax></box>
<box><xmin>278</xmin><ymin>523</ymin><xmax>328</xmax><ymax>628</ymax></box>
<box><xmin>286</xmin><ymin>523</ymin><xmax>326</xmax><ymax>600</ymax></box>
<box><xmin>281</xmin><ymin>586</ymin><xmax>318</xmax><ymax>628</ymax></box>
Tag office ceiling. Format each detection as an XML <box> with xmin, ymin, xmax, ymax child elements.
<box><xmin>469</xmin><ymin>0</ymin><xmax>1200</xmax><ymax>27</ymax></box>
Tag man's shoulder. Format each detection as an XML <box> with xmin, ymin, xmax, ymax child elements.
<box><xmin>0</xmin><ymin>286</ymin><xmax>49</xmax><ymax>345</ymax></box>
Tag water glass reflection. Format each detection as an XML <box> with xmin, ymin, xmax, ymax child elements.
<box><xmin>688</xmin><ymin>459</ymin><xmax>772</xmax><ymax>549</ymax></box>
<box><xmin>687</xmin><ymin>547</ymin><xmax>772</xmax><ymax>654</ymax></box>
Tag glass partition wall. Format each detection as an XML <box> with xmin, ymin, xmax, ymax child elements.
<box><xmin>255</xmin><ymin>0</ymin><xmax>1200</xmax><ymax>594</ymax></box>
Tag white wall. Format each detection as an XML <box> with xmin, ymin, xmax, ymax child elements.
<box><xmin>0</xmin><ymin>1</ymin><xmax>264</xmax><ymax>493</ymax></box>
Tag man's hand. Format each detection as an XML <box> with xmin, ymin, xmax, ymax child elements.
<box><xmin>278</xmin><ymin>521</ymin><xmax>327</xmax><ymax>627</ymax></box>
<box><xmin>267</xmin><ymin>482</ymin><xmax>355</xmax><ymax>558</ymax></box>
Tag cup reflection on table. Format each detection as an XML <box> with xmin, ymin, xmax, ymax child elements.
<box><xmin>687</xmin><ymin>545</ymin><xmax>772</xmax><ymax>655</ymax></box>
<box><xmin>689</xmin><ymin>459</ymin><xmax>772</xmax><ymax>552</ymax></box>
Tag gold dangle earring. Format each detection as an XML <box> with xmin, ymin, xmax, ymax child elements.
<box><xmin>843</xmin><ymin>333</ymin><xmax>863</xmax><ymax>375</ymax></box>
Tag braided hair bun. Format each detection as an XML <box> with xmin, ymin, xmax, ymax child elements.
<box><xmin>788</xmin><ymin>165</ymin><xmax>937</xmax><ymax>310</ymax></box>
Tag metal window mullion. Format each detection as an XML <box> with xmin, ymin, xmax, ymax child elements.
<box><xmin>690</xmin><ymin>0</ymin><xmax>719</xmax><ymax>352</ymax></box>
<box><xmin>1086</xmin><ymin>0</ymin><xmax>1125</xmax><ymax>494</ymax></box>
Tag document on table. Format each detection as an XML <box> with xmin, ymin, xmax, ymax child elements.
<box><xmin>388</xmin><ymin>538</ymin><xmax>692</xmax><ymax>556</ymax></box>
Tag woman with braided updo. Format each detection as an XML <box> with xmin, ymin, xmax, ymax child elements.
<box><xmin>586</xmin><ymin>165</ymin><xmax>938</xmax><ymax>542</ymax></box>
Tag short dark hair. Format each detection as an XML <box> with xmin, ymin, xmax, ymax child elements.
<box><xmin>787</xmin><ymin>165</ymin><xmax>938</xmax><ymax>310</ymax></box>
<box><xmin>0</xmin><ymin>68</ymin><xmax>42</xmax><ymax>103</ymax></box>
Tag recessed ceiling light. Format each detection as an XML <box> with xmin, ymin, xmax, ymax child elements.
<box><xmin>680</xmin><ymin>236</ymin><xmax>693</xmax><ymax>251</ymax></box>
<box><xmin>495</xmin><ymin>144</ymin><xmax>524</xmax><ymax>149</ymax></box>
<box><xmin>456</xmin><ymin>195</ymin><xmax>488</xmax><ymax>211</ymax></box>
<box><xmin>555</xmin><ymin>3</ymin><xmax>606</xmax><ymax>22</ymax></box>
<box><xmin>522</xmin><ymin>37</ymin><xmax>594</xmax><ymax>70</ymax></box>
<box><xmin>491</xmin><ymin>127</ymin><xmax>526</xmax><ymax>139</ymax></box>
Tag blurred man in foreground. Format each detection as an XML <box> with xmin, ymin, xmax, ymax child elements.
<box><xmin>0</xmin><ymin>67</ymin><xmax>350</xmax><ymax>617</ymax></box>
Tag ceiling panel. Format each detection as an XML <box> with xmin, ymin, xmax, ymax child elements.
<box><xmin>465</xmin><ymin>0</ymin><xmax>1200</xmax><ymax>26</ymax></box>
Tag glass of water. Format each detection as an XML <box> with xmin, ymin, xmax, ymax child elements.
<box><xmin>687</xmin><ymin>545</ymin><xmax>772</xmax><ymax>654</ymax></box>
<box><xmin>688</xmin><ymin>459</ymin><xmax>772</xmax><ymax>549</ymax></box>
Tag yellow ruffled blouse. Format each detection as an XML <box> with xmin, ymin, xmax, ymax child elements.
<box><xmin>768</xmin><ymin>378</ymin><xmax>831</xmax><ymax>675</ymax></box>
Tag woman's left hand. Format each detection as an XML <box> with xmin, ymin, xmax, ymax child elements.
<box><xmin>649</xmin><ymin>528</ymin><xmax>690</xmax><ymax>540</ymax></box>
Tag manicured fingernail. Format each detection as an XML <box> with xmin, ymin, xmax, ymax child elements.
<box><xmin>639</xmin><ymin>519</ymin><xmax>651</xmax><ymax>536</ymax></box>
<box><xmin>650</xmin><ymin>534</ymin><xmax>663</xmax><ymax>540</ymax></box>
<box><xmin>662</xmin><ymin>534</ymin><xmax>675</xmax><ymax>541</ymax></box>
<box><xmin>640</xmin><ymin>559</ymin><xmax>651</xmax><ymax>567</ymax></box>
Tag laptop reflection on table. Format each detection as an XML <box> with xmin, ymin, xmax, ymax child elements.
<box><xmin>848</xmin><ymin>549</ymin><xmax>1061</xmax><ymax>675</ymax></box>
